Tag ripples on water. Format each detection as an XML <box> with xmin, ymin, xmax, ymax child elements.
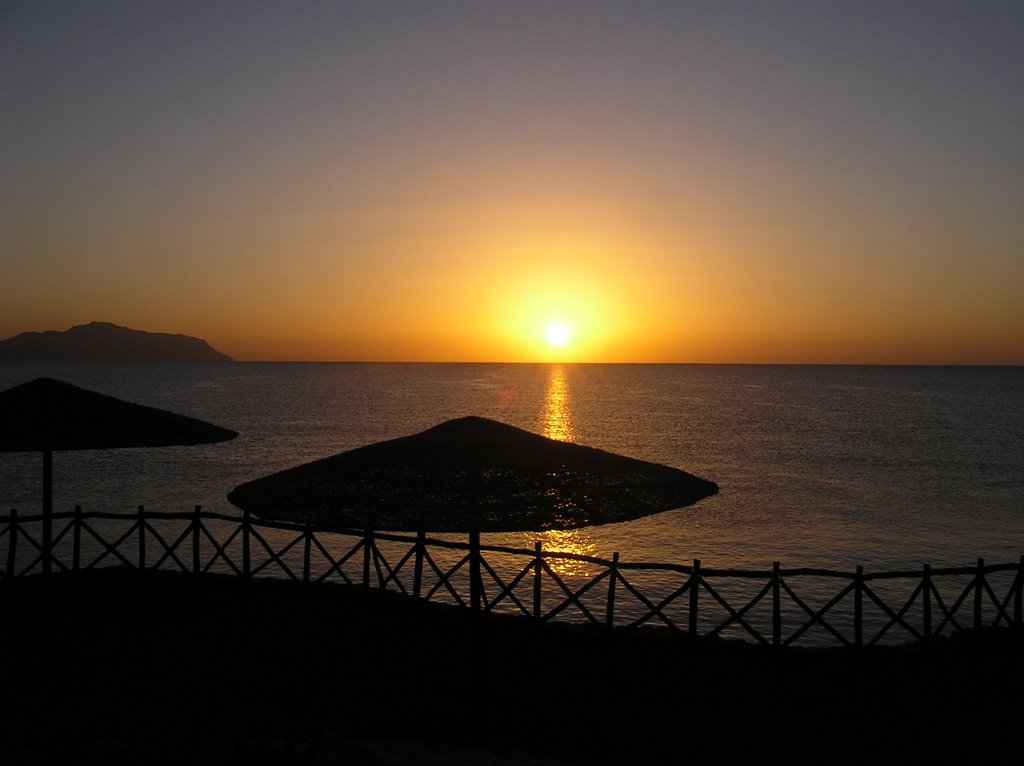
<box><xmin>2</xmin><ymin>362</ymin><xmax>1022</xmax><ymax>629</ymax></box>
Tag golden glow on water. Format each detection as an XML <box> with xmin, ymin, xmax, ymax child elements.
<box><xmin>540</xmin><ymin>364</ymin><xmax>575</xmax><ymax>442</ymax></box>
<box><xmin>539</xmin><ymin>528</ymin><xmax>599</xmax><ymax>578</ymax></box>
<box><xmin>536</xmin><ymin>366</ymin><xmax>596</xmax><ymax>576</ymax></box>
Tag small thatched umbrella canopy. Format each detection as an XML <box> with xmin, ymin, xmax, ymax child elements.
<box><xmin>0</xmin><ymin>377</ymin><xmax>238</xmax><ymax>452</ymax></box>
<box><xmin>0</xmin><ymin>377</ymin><xmax>237</xmax><ymax>573</ymax></box>
<box><xmin>228</xmin><ymin>415</ymin><xmax>717</xmax><ymax>533</ymax></box>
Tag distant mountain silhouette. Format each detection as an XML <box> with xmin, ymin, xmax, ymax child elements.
<box><xmin>0</xmin><ymin>322</ymin><xmax>233</xmax><ymax>362</ymax></box>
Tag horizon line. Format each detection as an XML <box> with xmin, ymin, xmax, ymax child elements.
<box><xmin>225</xmin><ymin>359</ymin><xmax>1023</xmax><ymax>367</ymax></box>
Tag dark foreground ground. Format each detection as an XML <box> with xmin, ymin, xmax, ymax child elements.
<box><xmin>2</xmin><ymin>569</ymin><xmax>1021</xmax><ymax>765</ymax></box>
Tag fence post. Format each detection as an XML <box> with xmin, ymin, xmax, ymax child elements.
<box><xmin>73</xmin><ymin>505</ymin><xmax>82</xmax><ymax>572</ymax></box>
<box><xmin>854</xmin><ymin>566</ymin><xmax>864</xmax><ymax>649</ymax></box>
<box><xmin>413</xmin><ymin>531</ymin><xmax>425</xmax><ymax>599</ymax></box>
<box><xmin>920</xmin><ymin>564</ymin><xmax>931</xmax><ymax>641</ymax></box>
<box><xmin>43</xmin><ymin>449</ymin><xmax>52</xmax><ymax>578</ymax></box>
<box><xmin>772</xmin><ymin>561</ymin><xmax>781</xmax><ymax>649</ymax></box>
<box><xmin>362</xmin><ymin>529</ymin><xmax>373</xmax><ymax>590</ymax></box>
<box><xmin>303</xmin><ymin>524</ymin><xmax>312</xmax><ymax>584</ymax></box>
<box><xmin>192</xmin><ymin>506</ymin><xmax>202</xmax><ymax>575</ymax></box>
<box><xmin>533</xmin><ymin>542</ymin><xmax>542</xmax><ymax>620</ymax></box>
<box><xmin>974</xmin><ymin>558</ymin><xmax>984</xmax><ymax>631</ymax></box>
<box><xmin>469</xmin><ymin>530</ymin><xmax>481</xmax><ymax>612</ymax></box>
<box><xmin>1015</xmin><ymin>555</ymin><xmax>1023</xmax><ymax>631</ymax></box>
<box><xmin>689</xmin><ymin>559</ymin><xmax>701</xmax><ymax>636</ymax></box>
<box><xmin>607</xmin><ymin>552</ymin><xmax>619</xmax><ymax>630</ymax></box>
<box><xmin>137</xmin><ymin>505</ymin><xmax>146</xmax><ymax>571</ymax></box>
<box><xmin>242</xmin><ymin>509</ymin><xmax>251</xmax><ymax>578</ymax></box>
<box><xmin>6</xmin><ymin>509</ymin><xmax>17</xmax><ymax>579</ymax></box>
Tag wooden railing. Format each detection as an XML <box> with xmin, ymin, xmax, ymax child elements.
<box><xmin>2</xmin><ymin>507</ymin><xmax>1021</xmax><ymax>648</ymax></box>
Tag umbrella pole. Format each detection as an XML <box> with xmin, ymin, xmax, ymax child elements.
<box><xmin>43</xmin><ymin>448</ymin><xmax>52</xmax><ymax>577</ymax></box>
<box><xmin>468</xmin><ymin>528</ymin><xmax>483</xmax><ymax>745</ymax></box>
<box><xmin>469</xmin><ymin>530</ymin><xmax>481</xmax><ymax>612</ymax></box>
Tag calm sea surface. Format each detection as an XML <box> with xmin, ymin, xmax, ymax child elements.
<box><xmin>2</xmin><ymin>362</ymin><xmax>1021</xmax><ymax>574</ymax></box>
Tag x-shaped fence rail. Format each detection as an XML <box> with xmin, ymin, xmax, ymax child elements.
<box><xmin>2</xmin><ymin>507</ymin><xmax>1021</xmax><ymax>648</ymax></box>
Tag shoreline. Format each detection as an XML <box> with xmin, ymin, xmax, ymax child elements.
<box><xmin>2</xmin><ymin>569</ymin><xmax>1021</xmax><ymax>764</ymax></box>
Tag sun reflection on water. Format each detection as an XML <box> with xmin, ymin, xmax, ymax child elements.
<box><xmin>538</xmin><ymin>527</ymin><xmax>600</xmax><ymax>577</ymax></box>
<box><xmin>535</xmin><ymin>365</ymin><xmax>597</xmax><ymax>575</ymax></box>
<box><xmin>540</xmin><ymin>364</ymin><xmax>575</xmax><ymax>443</ymax></box>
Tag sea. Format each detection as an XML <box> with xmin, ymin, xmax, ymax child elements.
<box><xmin>1</xmin><ymin>362</ymin><xmax>1022</xmax><ymax>641</ymax></box>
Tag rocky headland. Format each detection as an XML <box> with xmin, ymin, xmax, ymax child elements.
<box><xmin>0</xmin><ymin>322</ymin><xmax>233</xmax><ymax>362</ymax></box>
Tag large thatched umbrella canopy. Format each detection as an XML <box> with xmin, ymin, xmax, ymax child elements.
<box><xmin>228</xmin><ymin>415</ymin><xmax>717</xmax><ymax>533</ymax></box>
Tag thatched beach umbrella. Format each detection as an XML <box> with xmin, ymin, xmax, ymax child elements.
<box><xmin>228</xmin><ymin>415</ymin><xmax>717</xmax><ymax>606</ymax></box>
<box><xmin>229</xmin><ymin>415</ymin><xmax>716</xmax><ymax>740</ymax></box>
<box><xmin>0</xmin><ymin>377</ymin><xmax>238</xmax><ymax>573</ymax></box>
<box><xmin>227</xmin><ymin>415</ymin><xmax>717</xmax><ymax>534</ymax></box>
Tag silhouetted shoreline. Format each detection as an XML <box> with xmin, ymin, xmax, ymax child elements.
<box><xmin>2</xmin><ymin>569</ymin><xmax>1020</xmax><ymax>765</ymax></box>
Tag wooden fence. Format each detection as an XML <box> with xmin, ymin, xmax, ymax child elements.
<box><xmin>2</xmin><ymin>506</ymin><xmax>1021</xmax><ymax>648</ymax></box>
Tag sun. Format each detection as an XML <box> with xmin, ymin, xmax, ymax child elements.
<box><xmin>545</xmin><ymin>321</ymin><xmax>572</xmax><ymax>348</ymax></box>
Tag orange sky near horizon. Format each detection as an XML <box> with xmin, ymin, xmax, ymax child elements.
<box><xmin>2</xmin><ymin>2</ymin><xmax>1022</xmax><ymax>365</ymax></box>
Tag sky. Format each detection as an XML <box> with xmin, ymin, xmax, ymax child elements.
<box><xmin>2</xmin><ymin>1</ymin><xmax>1022</xmax><ymax>363</ymax></box>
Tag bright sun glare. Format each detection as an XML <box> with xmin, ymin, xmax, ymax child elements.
<box><xmin>545</xmin><ymin>322</ymin><xmax>572</xmax><ymax>348</ymax></box>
